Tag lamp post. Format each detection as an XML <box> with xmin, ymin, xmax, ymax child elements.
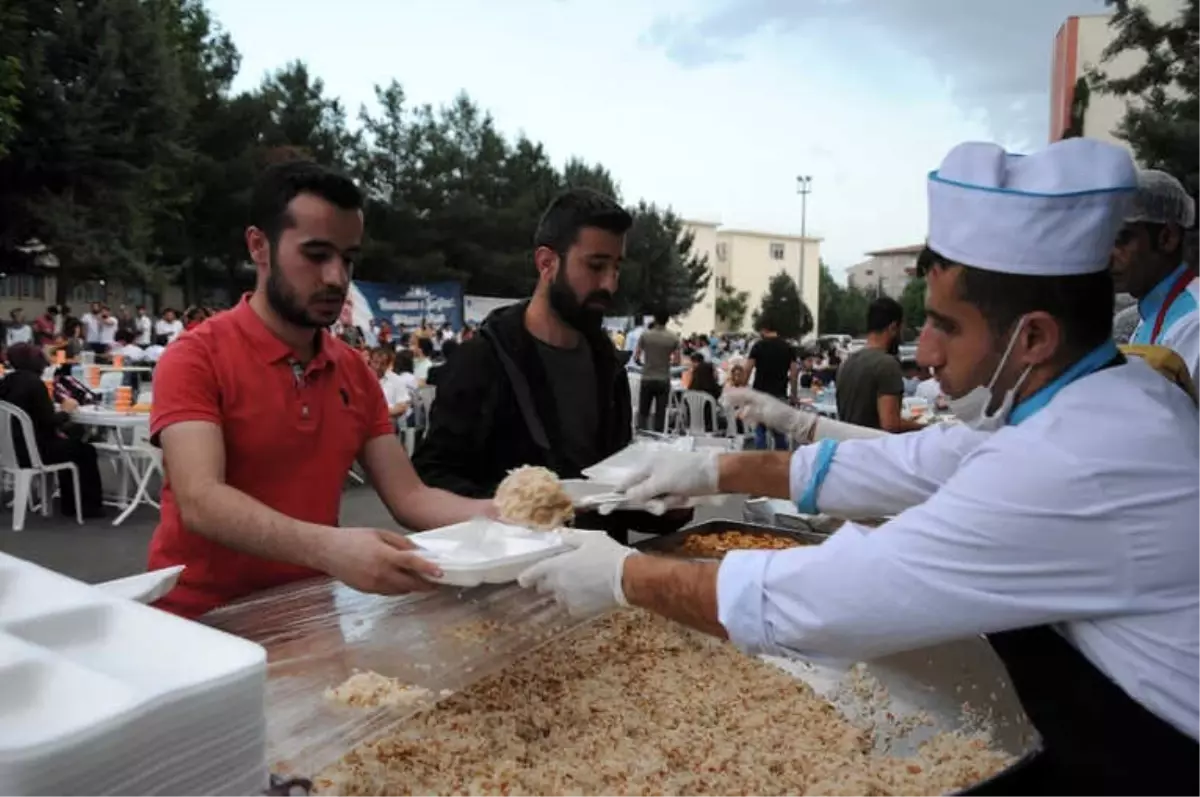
<box><xmin>796</xmin><ymin>175</ymin><xmax>813</xmax><ymax>292</ymax></box>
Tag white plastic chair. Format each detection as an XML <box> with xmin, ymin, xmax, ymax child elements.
<box><xmin>98</xmin><ymin>370</ymin><xmax>125</xmax><ymax>393</ymax></box>
<box><xmin>0</xmin><ymin>401</ymin><xmax>83</xmax><ymax>530</ymax></box>
<box><xmin>674</xmin><ymin>390</ymin><xmax>723</xmax><ymax>437</ymax></box>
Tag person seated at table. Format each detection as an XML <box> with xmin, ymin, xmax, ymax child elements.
<box><xmin>725</xmin><ymin>362</ymin><xmax>749</xmax><ymax>389</ymax></box>
<box><xmin>0</xmin><ymin>343</ymin><xmax>104</xmax><ymax>518</ymax></box>
<box><xmin>55</xmin><ymin>320</ymin><xmax>87</xmax><ymax>361</ymax></box>
<box><xmin>109</xmin><ymin>330</ymin><xmax>146</xmax><ymax>363</ymax></box>
<box><xmin>686</xmin><ymin>354</ymin><xmax>724</xmax><ymax>433</ymax></box>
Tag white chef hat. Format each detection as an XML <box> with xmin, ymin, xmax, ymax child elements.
<box><xmin>927</xmin><ymin>138</ymin><xmax>1138</xmax><ymax>276</ymax></box>
<box><xmin>1125</xmin><ymin>169</ymin><xmax>1196</xmax><ymax>227</ymax></box>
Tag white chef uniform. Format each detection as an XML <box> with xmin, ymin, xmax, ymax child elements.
<box><xmin>1125</xmin><ymin>170</ymin><xmax>1199</xmax><ymax>386</ymax></box>
<box><xmin>715</xmin><ymin>139</ymin><xmax>1199</xmax><ymax>792</ymax></box>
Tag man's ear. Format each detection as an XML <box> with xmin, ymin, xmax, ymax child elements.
<box><xmin>1019</xmin><ymin>311</ymin><xmax>1061</xmax><ymax>367</ymax></box>
<box><xmin>1159</xmin><ymin>224</ymin><xmax>1183</xmax><ymax>256</ymax></box>
<box><xmin>533</xmin><ymin>246</ymin><xmax>558</xmax><ymax>282</ymax></box>
<box><xmin>246</xmin><ymin>226</ymin><xmax>270</xmax><ymax>269</ymax></box>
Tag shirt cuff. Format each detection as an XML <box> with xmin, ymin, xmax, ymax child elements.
<box><xmin>792</xmin><ymin>439</ymin><xmax>838</xmax><ymax>514</ymax></box>
<box><xmin>716</xmin><ymin>550</ymin><xmax>773</xmax><ymax>653</ymax></box>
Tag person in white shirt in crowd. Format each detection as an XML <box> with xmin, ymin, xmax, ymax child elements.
<box><xmin>410</xmin><ymin>335</ymin><xmax>434</xmax><ymax>384</ymax></box>
<box><xmin>141</xmin><ymin>336</ymin><xmax>168</xmax><ymax>363</ymax></box>
<box><xmin>5</xmin><ymin>308</ymin><xmax>33</xmax><ymax>347</ymax></box>
<box><xmin>1109</xmin><ymin>168</ymin><xmax>1198</xmax><ymax>386</ymax></box>
<box><xmin>519</xmin><ymin>138</ymin><xmax>1198</xmax><ymax>794</ymax></box>
<box><xmin>391</xmin><ymin>349</ymin><xmax>421</xmax><ymax>426</ymax></box>
<box><xmin>368</xmin><ymin>345</ymin><xmax>412</xmax><ymax>427</ymax></box>
<box><xmin>155</xmin><ymin>307</ymin><xmax>184</xmax><ymax>344</ymax></box>
<box><xmin>94</xmin><ymin>305</ymin><xmax>118</xmax><ymax>351</ymax></box>
<box><xmin>913</xmin><ymin>367</ymin><xmax>944</xmax><ymax>406</ymax></box>
<box><xmin>81</xmin><ymin>301</ymin><xmax>103</xmax><ymax>349</ymax></box>
<box><xmin>109</xmin><ymin>330</ymin><xmax>146</xmax><ymax>363</ymax></box>
<box><xmin>134</xmin><ymin>305</ymin><xmax>154</xmax><ymax>346</ymax></box>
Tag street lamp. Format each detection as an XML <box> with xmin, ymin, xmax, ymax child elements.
<box><xmin>796</xmin><ymin>175</ymin><xmax>813</xmax><ymax>292</ymax></box>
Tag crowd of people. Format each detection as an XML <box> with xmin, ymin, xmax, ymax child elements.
<box><xmin>0</xmin><ymin>132</ymin><xmax>1193</xmax><ymax>793</ymax></box>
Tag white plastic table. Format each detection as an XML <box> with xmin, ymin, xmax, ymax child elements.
<box><xmin>70</xmin><ymin>407</ymin><xmax>156</xmax><ymax>525</ymax></box>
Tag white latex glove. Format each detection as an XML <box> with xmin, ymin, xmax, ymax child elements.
<box><xmin>517</xmin><ymin>530</ymin><xmax>634</xmax><ymax>616</ymax></box>
<box><xmin>723</xmin><ymin>387</ymin><xmax>816</xmax><ymax>441</ymax></box>
<box><xmin>613</xmin><ymin>449</ymin><xmax>721</xmax><ymax>504</ymax></box>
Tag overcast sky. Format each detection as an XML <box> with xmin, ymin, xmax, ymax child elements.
<box><xmin>207</xmin><ymin>0</ymin><xmax>1106</xmax><ymax>276</ymax></box>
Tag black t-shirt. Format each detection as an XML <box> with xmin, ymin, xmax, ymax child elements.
<box><xmin>834</xmin><ymin>348</ymin><xmax>904</xmax><ymax>430</ymax></box>
<box><xmin>748</xmin><ymin>337</ymin><xmax>796</xmax><ymax>398</ymax></box>
<box><xmin>535</xmin><ymin>338</ymin><xmax>599</xmax><ymax>470</ymax></box>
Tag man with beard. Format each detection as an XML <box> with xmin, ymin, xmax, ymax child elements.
<box><xmin>146</xmin><ymin>161</ymin><xmax>492</xmax><ymax>618</ymax></box>
<box><xmin>834</xmin><ymin>297</ymin><xmax>924</xmax><ymax>432</ymax></box>
<box><xmin>414</xmin><ymin>189</ymin><xmax>632</xmax><ymax>497</ymax></box>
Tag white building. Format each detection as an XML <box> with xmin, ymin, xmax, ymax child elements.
<box><xmin>845</xmin><ymin>244</ymin><xmax>924</xmax><ymax>300</ymax></box>
<box><xmin>1050</xmin><ymin>0</ymin><xmax>1187</xmax><ymax>147</ymax></box>
<box><xmin>676</xmin><ymin>221</ymin><xmax>822</xmax><ymax>337</ymax></box>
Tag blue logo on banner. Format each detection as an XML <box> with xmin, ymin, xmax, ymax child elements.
<box><xmin>351</xmin><ymin>280</ymin><xmax>464</xmax><ymax>332</ymax></box>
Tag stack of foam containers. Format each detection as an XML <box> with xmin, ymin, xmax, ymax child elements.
<box><xmin>0</xmin><ymin>552</ymin><xmax>268</xmax><ymax>796</ymax></box>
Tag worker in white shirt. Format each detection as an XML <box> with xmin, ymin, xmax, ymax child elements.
<box><xmin>519</xmin><ymin>138</ymin><xmax>1199</xmax><ymax>794</ymax></box>
<box><xmin>154</xmin><ymin>308</ymin><xmax>184</xmax><ymax>343</ymax></box>
<box><xmin>1110</xmin><ymin>169</ymin><xmax>1198</xmax><ymax>386</ymax></box>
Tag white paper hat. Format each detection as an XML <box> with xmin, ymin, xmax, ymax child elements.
<box><xmin>927</xmin><ymin>138</ymin><xmax>1138</xmax><ymax>276</ymax></box>
<box><xmin>1126</xmin><ymin>169</ymin><xmax>1196</xmax><ymax>227</ymax></box>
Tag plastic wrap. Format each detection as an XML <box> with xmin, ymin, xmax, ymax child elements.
<box><xmin>202</xmin><ymin>577</ymin><xmax>591</xmax><ymax>777</ymax></box>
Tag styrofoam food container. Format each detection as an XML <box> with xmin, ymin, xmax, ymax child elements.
<box><xmin>411</xmin><ymin>519</ymin><xmax>569</xmax><ymax>588</ymax></box>
<box><xmin>560</xmin><ymin>479</ymin><xmax>711</xmax><ymax>516</ymax></box>
<box><xmin>94</xmin><ymin>566</ymin><xmax>185</xmax><ymax>604</ymax></box>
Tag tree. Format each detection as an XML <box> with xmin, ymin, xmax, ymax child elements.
<box><xmin>562</xmin><ymin>157</ymin><xmax>620</xmax><ymax>201</ymax></box>
<box><xmin>751</xmin><ymin>271</ymin><xmax>813</xmax><ymax>339</ymax></box>
<box><xmin>899</xmin><ymin>276</ymin><xmax>927</xmax><ymax>339</ymax></box>
<box><xmin>1088</xmin><ymin>0</ymin><xmax>1199</xmax><ymax>198</ymax></box>
<box><xmin>260</xmin><ymin>61</ymin><xmax>359</xmax><ymax>170</ymax></box>
<box><xmin>0</xmin><ymin>0</ymin><xmax>24</xmax><ymax>159</ymax></box>
<box><xmin>816</xmin><ymin>261</ymin><xmax>870</xmax><ymax>336</ymax></box>
<box><xmin>620</xmin><ymin>203</ymin><xmax>710</xmax><ymax>318</ymax></box>
<box><xmin>0</xmin><ymin>0</ymin><xmax>193</xmax><ymax>299</ymax></box>
<box><xmin>714</xmin><ymin>282</ymin><xmax>749</xmax><ymax>332</ymax></box>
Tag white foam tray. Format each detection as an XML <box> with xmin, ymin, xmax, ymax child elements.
<box><xmin>411</xmin><ymin>519</ymin><xmax>569</xmax><ymax>588</ymax></box>
<box><xmin>0</xmin><ymin>553</ymin><xmax>268</xmax><ymax>795</ymax></box>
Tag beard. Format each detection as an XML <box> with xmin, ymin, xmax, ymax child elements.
<box><xmin>265</xmin><ymin>250</ymin><xmax>346</xmax><ymax>329</ymax></box>
<box><xmin>548</xmin><ymin>269</ymin><xmax>612</xmax><ymax>332</ymax></box>
<box><xmin>887</xmin><ymin>336</ymin><xmax>900</xmax><ymax>357</ymax></box>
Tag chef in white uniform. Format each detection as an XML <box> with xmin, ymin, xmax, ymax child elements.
<box><xmin>1111</xmin><ymin>169</ymin><xmax>1198</xmax><ymax>386</ymax></box>
<box><xmin>520</xmin><ymin>138</ymin><xmax>1200</xmax><ymax>794</ymax></box>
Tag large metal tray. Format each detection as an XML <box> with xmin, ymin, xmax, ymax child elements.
<box><xmin>636</xmin><ymin>518</ymin><xmax>829</xmax><ymax>558</ymax></box>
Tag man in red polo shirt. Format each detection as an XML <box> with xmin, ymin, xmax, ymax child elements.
<box><xmin>148</xmin><ymin>160</ymin><xmax>493</xmax><ymax>618</ymax></box>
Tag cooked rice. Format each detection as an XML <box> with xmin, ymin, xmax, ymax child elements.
<box><xmin>494</xmin><ymin>466</ymin><xmax>574</xmax><ymax>531</ymax></box>
<box><xmin>323</xmin><ymin>671</ymin><xmax>433</xmax><ymax>709</ymax></box>
<box><xmin>314</xmin><ymin>611</ymin><xmax>1014</xmax><ymax>795</ymax></box>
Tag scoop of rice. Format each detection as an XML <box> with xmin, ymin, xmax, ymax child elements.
<box><xmin>494</xmin><ymin>466</ymin><xmax>574</xmax><ymax>530</ymax></box>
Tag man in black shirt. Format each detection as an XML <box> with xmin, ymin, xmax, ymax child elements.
<box><xmin>746</xmin><ymin>322</ymin><xmax>798</xmax><ymax>450</ymax></box>
<box><xmin>835</xmin><ymin>297</ymin><xmax>925</xmax><ymax>432</ymax></box>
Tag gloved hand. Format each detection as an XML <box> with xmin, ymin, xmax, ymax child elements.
<box><xmin>723</xmin><ymin>387</ymin><xmax>817</xmax><ymax>442</ymax></box>
<box><xmin>517</xmin><ymin>530</ymin><xmax>635</xmax><ymax>616</ymax></box>
<box><xmin>613</xmin><ymin>449</ymin><xmax>721</xmax><ymax>504</ymax></box>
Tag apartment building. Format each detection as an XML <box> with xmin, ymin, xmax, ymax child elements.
<box><xmin>845</xmin><ymin>244</ymin><xmax>924</xmax><ymax>299</ymax></box>
<box><xmin>1050</xmin><ymin>0</ymin><xmax>1186</xmax><ymax>146</ymax></box>
<box><xmin>677</xmin><ymin>220</ymin><xmax>821</xmax><ymax>337</ymax></box>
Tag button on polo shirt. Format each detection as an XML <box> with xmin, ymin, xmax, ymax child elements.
<box><xmin>147</xmin><ymin>296</ymin><xmax>393</xmax><ymax>618</ymax></box>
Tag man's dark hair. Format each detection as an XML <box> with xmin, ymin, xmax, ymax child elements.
<box><xmin>394</xmin><ymin>349</ymin><xmax>415</xmax><ymax>374</ymax></box>
<box><xmin>416</xmin><ymin>337</ymin><xmax>434</xmax><ymax>358</ymax></box>
<box><xmin>6</xmin><ymin>342</ymin><xmax>45</xmax><ymax>373</ymax></box>
<box><xmin>653</xmin><ymin>311</ymin><xmax>669</xmax><ymax>327</ymax></box>
<box><xmin>866</xmin><ymin>297</ymin><xmax>903</xmax><ymax>333</ymax></box>
<box><xmin>369</xmin><ymin>345</ymin><xmax>394</xmax><ymax>362</ymax></box>
<box><xmin>251</xmin><ymin>160</ymin><xmax>363</xmax><ymax>245</ymax></box>
<box><xmin>533</xmin><ymin>188</ymin><xmax>633</xmax><ymax>257</ymax></box>
<box><xmin>441</xmin><ymin>339</ymin><xmax>459</xmax><ymax>361</ymax></box>
<box><xmin>916</xmin><ymin>246</ymin><xmax>1113</xmax><ymax>358</ymax></box>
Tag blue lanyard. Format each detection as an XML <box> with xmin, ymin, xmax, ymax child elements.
<box><xmin>1008</xmin><ymin>340</ymin><xmax>1120</xmax><ymax>426</ymax></box>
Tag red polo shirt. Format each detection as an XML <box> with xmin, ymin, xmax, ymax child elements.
<box><xmin>147</xmin><ymin>296</ymin><xmax>392</xmax><ymax>618</ymax></box>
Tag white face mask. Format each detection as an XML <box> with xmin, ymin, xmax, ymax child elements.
<box><xmin>946</xmin><ymin>317</ymin><xmax>1034</xmax><ymax>431</ymax></box>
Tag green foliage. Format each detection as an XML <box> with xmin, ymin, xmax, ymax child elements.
<box><xmin>1088</xmin><ymin>0</ymin><xmax>1199</xmax><ymax>198</ymax></box>
<box><xmin>751</xmin><ymin>271</ymin><xmax>813</xmax><ymax>340</ymax></box>
<box><xmin>0</xmin><ymin>0</ymin><xmax>709</xmax><ymax>315</ymax></box>
<box><xmin>899</xmin><ymin>276</ymin><xmax>927</xmax><ymax>339</ymax></box>
<box><xmin>817</xmin><ymin>261</ymin><xmax>870</xmax><ymax>336</ymax></box>
<box><xmin>714</xmin><ymin>282</ymin><xmax>750</xmax><ymax>332</ymax></box>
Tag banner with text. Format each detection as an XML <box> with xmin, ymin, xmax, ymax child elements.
<box><xmin>348</xmin><ymin>280</ymin><xmax>465</xmax><ymax>337</ymax></box>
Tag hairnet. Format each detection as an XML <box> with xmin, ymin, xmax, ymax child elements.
<box><xmin>1126</xmin><ymin>169</ymin><xmax>1196</xmax><ymax>227</ymax></box>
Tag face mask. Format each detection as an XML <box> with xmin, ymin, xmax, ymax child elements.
<box><xmin>946</xmin><ymin>317</ymin><xmax>1034</xmax><ymax>431</ymax></box>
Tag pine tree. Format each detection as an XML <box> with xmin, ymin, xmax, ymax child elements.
<box><xmin>714</xmin><ymin>282</ymin><xmax>750</xmax><ymax>332</ymax></box>
<box><xmin>752</xmin><ymin>271</ymin><xmax>813</xmax><ymax>339</ymax></box>
<box><xmin>1089</xmin><ymin>0</ymin><xmax>1199</xmax><ymax>198</ymax></box>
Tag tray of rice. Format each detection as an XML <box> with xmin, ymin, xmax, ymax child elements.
<box><xmin>637</xmin><ymin>519</ymin><xmax>828</xmax><ymax>559</ymax></box>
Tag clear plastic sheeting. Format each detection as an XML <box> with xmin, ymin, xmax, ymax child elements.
<box><xmin>202</xmin><ymin>577</ymin><xmax>591</xmax><ymax>777</ymax></box>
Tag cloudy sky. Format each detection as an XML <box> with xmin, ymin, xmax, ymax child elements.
<box><xmin>208</xmin><ymin>0</ymin><xmax>1105</xmax><ymax>277</ymax></box>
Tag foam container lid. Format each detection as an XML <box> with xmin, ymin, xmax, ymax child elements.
<box><xmin>411</xmin><ymin>519</ymin><xmax>569</xmax><ymax>588</ymax></box>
